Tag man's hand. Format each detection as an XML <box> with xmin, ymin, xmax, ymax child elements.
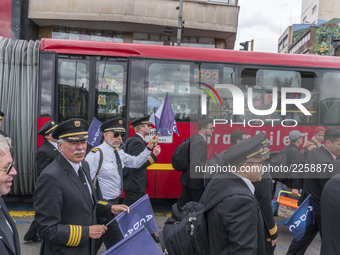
<box><xmin>111</xmin><ymin>204</ymin><xmax>129</xmax><ymax>215</ymax></box>
<box><xmin>89</xmin><ymin>225</ymin><xmax>107</xmax><ymax>239</ymax></box>
<box><xmin>147</xmin><ymin>133</ymin><xmax>159</xmax><ymax>150</ymax></box>
<box><xmin>272</xmin><ymin>238</ymin><xmax>277</xmax><ymax>246</ymax></box>
<box><xmin>153</xmin><ymin>145</ymin><xmax>161</xmax><ymax>156</ymax></box>
<box><xmin>291</xmin><ymin>189</ymin><xmax>299</xmax><ymax>197</ymax></box>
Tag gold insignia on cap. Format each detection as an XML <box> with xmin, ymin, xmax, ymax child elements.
<box><xmin>119</xmin><ymin>120</ymin><xmax>123</xmax><ymax>124</ymax></box>
<box><xmin>74</xmin><ymin>121</ymin><xmax>81</xmax><ymax>127</ymax></box>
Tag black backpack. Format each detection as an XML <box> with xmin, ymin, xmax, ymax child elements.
<box><xmin>171</xmin><ymin>138</ymin><xmax>190</xmax><ymax>171</ymax></box>
<box><xmin>269</xmin><ymin>146</ymin><xmax>288</xmax><ymax>182</ymax></box>
<box><xmin>159</xmin><ymin>178</ymin><xmax>255</xmax><ymax>255</ymax></box>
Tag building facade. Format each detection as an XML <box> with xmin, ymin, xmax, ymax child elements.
<box><xmin>301</xmin><ymin>0</ymin><xmax>340</xmax><ymax>25</ymax></box>
<box><xmin>1</xmin><ymin>0</ymin><xmax>240</xmax><ymax>49</ymax></box>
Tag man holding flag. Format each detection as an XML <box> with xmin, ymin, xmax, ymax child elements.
<box><xmin>85</xmin><ymin>117</ymin><xmax>160</xmax><ymax>249</ymax></box>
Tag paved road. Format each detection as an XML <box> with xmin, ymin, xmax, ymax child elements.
<box><xmin>6</xmin><ymin>196</ymin><xmax>321</xmax><ymax>255</ymax></box>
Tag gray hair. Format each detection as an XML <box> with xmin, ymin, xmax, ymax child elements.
<box><xmin>57</xmin><ymin>139</ymin><xmax>65</xmax><ymax>145</ymax></box>
<box><xmin>0</xmin><ymin>137</ymin><xmax>11</xmax><ymax>156</ymax></box>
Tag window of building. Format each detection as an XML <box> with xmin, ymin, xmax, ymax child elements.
<box><xmin>312</xmin><ymin>5</ymin><xmax>317</xmax><ymax>14</ymax></box>
<box><xmin>303</xmin><ymin>16</ymin><xmax>307</xmax><ymax>24</ymax></box>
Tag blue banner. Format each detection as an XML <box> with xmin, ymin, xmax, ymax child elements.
<box><xmin>150</xmin><ymin>107</ymin><xmax>171</xmax><ymax>137</ymax></box>
<box><xmin>102</xmin><ymin>227</ymin><xmax>163</xmax><ymax>255</ymax></box>
<box><xmin>116</xmin><ymin>194</ymin><xmax>158</xmax><ymax>237</ymax></box>
<box><xmin>285</xmin><ymin>194</ymin><xmax>314</xmax><ymax>241</ymax></box>
<box><xmin>87</xmin><ymin>118</ymin><xmax>103</xmax><ymax>147</ymax></box>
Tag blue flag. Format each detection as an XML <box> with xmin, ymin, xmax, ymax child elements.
<box><xmin>102</xmin><ymin>227</ymin><xmax>163</xmax><ymax>255</ymax></box>
<box><xmin>150</xmin><ymin>107</ymin><xmax>170</xmax><ymax>137</ymax></box>
<box><xmin>87</xmin><ymin>118</ymin><xmax>103</xmax><ymax>147</ymax></box>
<box><xmin>285</xmin><ymin>194</ymin><xmax>314</xmax><ymax>241</ymax></box>
<box><xmin>116</xmin><ymin>194</ymin><xmax>158</xmax><ymax>237</ymax></box>
<box><xmin>156</xmin><ymin>93</ymin><xmax>179</xmax><ymax>135</ymax></box>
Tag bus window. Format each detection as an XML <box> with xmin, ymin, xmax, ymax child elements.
<box><xmin>147</xmin><ymin>62</ymin><xmax>192</xmax><ymax>122</ymax></box>
<box><xmin>95</xmin><ymin>61</ymin><xmax>126</xmax><ymax>122</ymax></box>
<box><xmin>320</xmin><ymin>72</ymin><xmax>340</xmax><ymax>125</ymax></box>
<box><xmin>58</xmin><ymin>59</ymin><xmax>89</xmax><ymax>122</ymax></box>
<box><xmin>240</xmin><ymin>68</ymin><xmax>317</xmax><ymax>125</ymax></box>
<box><xmin>194</xmin><ymin>65</ymin><xmax>235</xmax><ymax>120</ymax></box>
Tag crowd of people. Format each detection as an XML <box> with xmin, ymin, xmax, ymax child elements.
<box><xmin>0</xmin><ymin>110</ymin><xmax>339</xmax><ymax>255</ymax></box>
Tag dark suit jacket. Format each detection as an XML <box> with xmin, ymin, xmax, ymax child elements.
<box><xmin>123</xmin><ymin>134</ymin><xmax>158</xmax><ymax>193</ymax></box>
<box><xmin>179</xmin><ymin>133</ymin><xmax>206</xmax><ymax>190</ymax></box>
<box><xmin>321</xmin><ymin>170</ymin><xmax>340</xmax><ymax>255</ymax></box>
<box><xmin>0</xmin><ymin>197</ymin><xmax>20</xmax><ymax>255</ymax></box>
<box><xmin>36</xmin><ymin>141</ymin><xmax>59</xmax><ymax>176</ymax></box>
<box><xmin>253</xmin><ymin>171</ymin><xmax>278</xmax><ymax>242</ymax></box>
<box><xmin>34</xmin><ymin>154</ymin><xmax>113</xmax><ymax>255</ymax></box>
<box><xmin>206</xmin><ymin>174</ymin><xmax>272</xmax><ymax>255</ymax></box>
<box><xmin>303</xmin><ymin>145</ymin><xmax>337</xmax><ymax>218</ymax></box>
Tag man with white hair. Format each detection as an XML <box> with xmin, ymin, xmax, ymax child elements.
<box><xmin>0</xmin><ymin>137</ymin><xmax>20</xmax><ymax>255</ymax></box>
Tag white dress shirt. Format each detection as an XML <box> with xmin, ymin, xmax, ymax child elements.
<box><xmin>85</xmin><ymin>141</ymin><xmax>151</xmax><ymax>200</ymax></box>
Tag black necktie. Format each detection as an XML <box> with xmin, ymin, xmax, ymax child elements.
<box><xmin>78</xmin><ymin>166</ymin><xmax>91</xmax><ymax>198</ymax></box>
<box><xmin>0</xmin><ymin>208</ymin><xmax>16</xmax><ymax>253</ymax></box>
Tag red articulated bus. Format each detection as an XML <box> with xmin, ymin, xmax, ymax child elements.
<box><xmin>36</xmin><ymin>38</ymin><xmax>340</xmax><ymax>198</ymax></box>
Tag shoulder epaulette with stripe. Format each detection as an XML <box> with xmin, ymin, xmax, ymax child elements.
<box><xmin>91</xmin><ymin>148</ymin><xmax>99</xmax><ymax>153</ymax></box>
<box><xmin>66</xmin><ymin>225</ymin><xmax>82</xmax><ymax>246</ymax></box>
<box><xmin>98</xmin><ymin>200</ymin><xmax>108</xmax><ymax>205</ymax></box>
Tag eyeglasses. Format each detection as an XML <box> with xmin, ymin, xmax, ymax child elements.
<box><xmin>0</xmin><ymin>161</ymin><xmax>15</xmax><ymax>175</ymax></box>
<box><xmin>113</xmin><ymin>133</ymin><xmax>125</xmax><ymax>138</ymax></box>
<box><xmin>206</xmin><ymin>127</ymin><xmax>214</xmax><ymax>131</ymax></box>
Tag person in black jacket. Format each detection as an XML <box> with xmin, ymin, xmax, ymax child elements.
<box><xmin>253</xmin><ymin>140</ymin><xmax>278</xmax><ymax>253</ymax></box>
<box><xmin>123</xmin><ymin>115</ymin><xmax>160</xmax><ymax>206</ymax></box>
<box><xmin>34</xmin><ymin>118</ymin><xmax>129</xmax><ymax>255</ymax></box>
<box><xmin>177</xmin><ymin>118</ymin><xmax>213</xmax><ymax>207</ymax></box>
<box><xmin>287</xmin><ymin>126</ymin><xmax>340</xmax><ymax>255</ymax></box>
<box><xmin>0</xmin><ymin>137</ymin><xmax>20</xmax><ymax>255</ymax></box>
<box><xmin>320</xmin><ymin>169</ymin><xmax>340</xmax><ymax>255</ymax></box>
<box><xmin>24</xmin><ymin>120</ymin><xmax>59</xmax><ymax>243</ymax></box>
<box><xmin>271</xmin><ymin>130</ymin><xmax>303</xmax><ymax>214</ymax></box>
<box><xmin>36</xmin><ymin>120</ymin><xmax>59</xmax><ymax>176</ymax></box>
<box><xmin>206</xmin><ymin>132</ymin><xmax>273</xmax><ymax>255</ymax></box>
<box><xmin>0</xmin><ymin>111</ymin><xmax>8</xmax><ymax>138</ymax></box>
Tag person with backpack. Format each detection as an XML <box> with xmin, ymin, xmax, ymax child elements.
<box><xmin>85</xmin><ymin>117</ymin><xmax>160</xmax><ymax>249</ymax></box>
<box><xmin>301</xmin><ymin>126</ymin><xmax>326</xmax><ymax>162</ymax></box>
<box><xmin>205</xmin><ymin>132</ymin><xmax>273</xmax><ymax>255</ymax></box>
<box><xmin>176</xmin><ymin>118</ymin><xmax>213</xmax><ymax>207</ymax></box>
<box><xmin>271</xmin><ymin>130</ymin><xmax>303</xmax><ymax>215</ymax></box>
<box><xmin>287</xmin><ymin>126</ymin><xmax>340</xmax><ymax>255</ymax></box>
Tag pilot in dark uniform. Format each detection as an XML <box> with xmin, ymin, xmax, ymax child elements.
<box><xmin>36</xmin><ymin>120</ymin><xmax>59</xmax><ymax>176</ymax></box>
<box><xmin>24</xmin><ymin>120</ymin><xmax>59</xmax><ymax>243</ymax></box>
<box><xmin>34</xmin><ymin>118</ymin><xmax>129</xmax><ymax>255</ymax></box>
<box><xmin>205</xmin><ymin>132</ymin><xmax>273</xmax><ymax>255</ymax></box>
<box><xmin>0</xmin><ymin>111</ymin><xmax>8</xmax><ymax>138</ymax></box>
<box><xmin>123</xmin><ymin>115</ymin><xmax>160</xmax><ymax>206</ymax></box>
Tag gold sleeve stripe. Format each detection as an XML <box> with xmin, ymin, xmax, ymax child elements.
<box><xmin>98</xmin><ymin>201</ymin><xmax>108</xmax><ymax>205</ymax></box>
<box><xmin>269</xmin><ymin>224</ymin><xmax>278</xmax><ymax>235</ymax></box>
<box><xmin>148</xmin><ymin>156</ymin><xmax>155</xmax><ymax>165</ymax></box>
<box><xmin>66</xmin><ymin>225</ymin><xmax>82</xmax><ymax>246</ymax></box>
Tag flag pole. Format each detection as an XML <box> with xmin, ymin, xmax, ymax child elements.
<box><xmin>105</xmin><ymin>216</ymin><xmax>117</xmax><ymax>227</ymax></box>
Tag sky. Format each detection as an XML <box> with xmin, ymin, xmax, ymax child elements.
<box><xmin>234</xmin><ymin>0</ymin><xmax>302</xmax><ymax>53</ymax></box>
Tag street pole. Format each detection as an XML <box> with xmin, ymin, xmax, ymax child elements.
<box><xmin>177</xmin><ymin>0</ymin><xmax>184</xmax><ymax>46</ymax></box>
